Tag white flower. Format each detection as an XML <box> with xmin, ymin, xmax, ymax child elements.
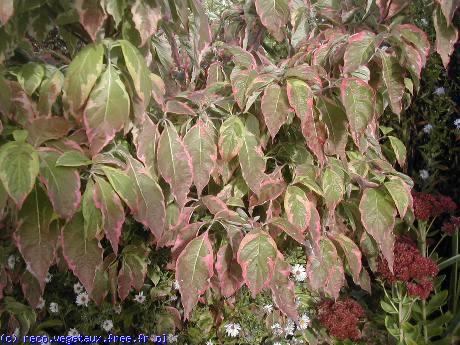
<box><xmin>291</xmin><ymin>264</ymin><xmax>307</xmax><ymax>282</ymax></box>
<box><xmin>284</xmin><ymin>319</ymin><xmax>295</xmax><ymax>336</ymax></box>
<box><xmin>73</xmin><ymin>282</ymin><xmax>84</xmax><ymax>294</ymax></box>
<box><xmin>7</xmin><ymin>255</ymin><xmax>16</xmax><ymax>270</ymax></box>
<box><xmin>263</xmin><ymin>304</ymin><xmax>273</xmax><ymax>314</ymax></box>
<box><xmin>298</xmin><ymin>314</ymin><xmax>311</xmax><ymax>330</ymax></box>
<box><xmin>67</xmin><ymin>328</ymin><xmax>80</xmax><ymax>337</ymax></box>
<box><xmin>422</xmin><ymin>124</ymin><xmax>433</xmax><ymax>134</ymax></box>
<box><xmin>454</xmin><ymin>118</ymin><xmax>460</xmax><ymax>129</ymax></box>
<box><xmin>36</xmin><ymin>297</ymin><xmax>45</xmax><ymax>310</ymax></box>
<box><xmin>419</xmin><ymin>169</ymin><xmax>430</xmax><ymax>180</ymax></box>
<box><xmin>168</xmin><ymin>334</ymin><xmax>178</xmax><ymax>343</ymax></box>
<box><xmin>169</xmin><ymin>295</ymin><xmax>178</xmax><ymax>302</ymax></box>
<box><xmin>421</xmin><ymin>18</ymin><xmax>428</xmax><ymax>25</ymax></box>
<box><xmin>295</xmin><ymin>296</ymin><xmax>301</xmax><ymax>307</ymax></box>
<box><xmin>13</xmin><ymin>328</ymin><xmax>20</xmax><ymax>337</ymax></box>
<box><xmin>224</xmin><ymin>323</ymin><xmax>241</xmax><ymax>337</ymax></box>
<box><xmin>45</xmin><ymin>272</ymin><xmax>52</xmax><ymax>283</ymax></box>
<box><xmin>206</xmin><ymin>341</ymin><xmax>214</xmax><ymax>345</ymax></box>
<box><xmin>101</xmin><ymin>319</ymin><xmax>113</xmax><ymax>332</ymax></box>
<box><xmin>173</xmin><ymin>280</ymin><xmax>180</xmax><ymax>290</ymax></box>
<box><xmin>380</xmin><ymin>45</ymin><xmax>390</xmax><ymax>52</ymax></box>
<box><xmin>134</xmin><ymin>291</ymin><xmax>146</xmax><ymax>304</ymax></box>
<box><xmin>434</xmin><ymin>87</ymin><xmax>445</xmax><ymax>95</ymax></box>
<box><xmin>113</xmin><ymin>305</ymin><xmax>122</xmax><ymax>314</ymax></box>
<box><xmin>76</xmin><ymin>292</ymin><xmax>90</xmax><ymax>307</ymax></box>
<box><xmin>49</xmin><ymin>302</ymin><xmax>59</xmax><ymax>314</ymax></box>
<box><xmin>271</xmin><ymin>323</ymin><xmax>283</xmax><ymax>336</ymax></box>
<box><xmin>274</xmin><ymin>342</ymin><xmax>282</xmax><ymax>345</ymax></box>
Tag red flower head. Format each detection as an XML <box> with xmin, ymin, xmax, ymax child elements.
<box><xmin>442</xmin><ymin>216</ymin><xmax>460</xmax><ymax>236</ymax></box>
<box><xmin>412</xmin><ymin>192</ymin><xmax>457</xmax><ymax>221</ymax></box>
<box><xmin>318</xmin><ymin>298</ymin><xmax>365</xmax><ymax>341</ymax></box>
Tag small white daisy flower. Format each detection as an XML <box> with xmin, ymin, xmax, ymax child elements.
<box><xmin>101</xmin><ymin>319</ymin><xmax>113</xmax><ymax>332</ymax></box>
<box><xmin>291</xmin><ymin>264</ymin><xmax>307</xmax><ymax>282</ymax></box>
<box><xmin>169</xmin><ymin>295</ymin><xmax>178</xmax><ymax>302</ymax></box>
<box><xmin>36</xmin><ymin>297</ymin><xmax>45</xmax><ymax>310</ymax></box>
<box><xmin>45</xmin><ymin>272</ymin><xmax>52</xmax><ymax>283</ymax></box>
<box><xmin>274</xmin><ymin>342</ymin><xmax>282</xmax><ymax>345</ymax></box>
<box><xmin>419</xmin><ymin>169</ymin><xmax>429</xmax><ymax>180</ymax></box>
<box><xmin>168</xmin><ymin>334</ymin><xmax>178</xmax><ymax>343</ymax></box>
<box><xmin>206</xmin><ymin>341</ymin><xmax>214</xmax><ymax>345</ymax></box>
<box><xmin>67</xmin><ymin>328</ymin><xmax>80</xmax><ymax>336</ymax></box>
<box><xmin>454</xmin><ymin>118</ymin><xmax>460</xmax><ymax>129</ymax></box>
<box><xmin>434</xmin><ymin>87</ymin><xmax>445</xmax><ymax>96</ymax></box>
<box><xmin>422</xmin><ymin>124</ymin><xmax>433</xmax><ymax>134</ymax></box>
<box><xmin>113</xmin><ymin>305</ymin><xmax>122</xmax><ymax>314</ymax></box>
<box><xmin>284</xmin><ymin>319</ymin><xmax>295</xmax><ymax>336</ymax></box>
<box><xmin>173</xmin><ymin>280</ymin><xmax>180</xmax><ymax>290</ymax></box>
<box><xmin>263</xmin><ymin>304</ymin><xmax>273</xmax><ymax>314</ymax></box>
<box><xmin>73</xmin><ymin>282</ymin><xmax>84</xmax><ymax>294</ymax></box>
<box><xmin>49</xmin><ymin>302</ymin><xmax>59</xmax><ymax>314</ymax></box>
<box><xmin>224</xmin><ymin>323</ymin><xmax>241</xmax><ymax>337</ymax></box>
<box><xmin>380</xmin><ymin>45</ymin><xmax>390</xmax><ymax>52</ymax></box>
<box><xmin>7</xmin><ymin>255</ymin><xmax>16</xmax><ymax>270</ymax></box>
<box><xmin>299</xmin><ymin>314</ymin><xmax>311</xmax><ymax>330</ymax></box>
<box><xmin>420</xmin><ymin>18</ymin><xmax>428</xmax><ymax>25</ymax></box>
<box><xmin>76</xmin><ymin>292</ymin><xmax>90</xmax><ymax>307</ymax></box>
<box><xmin>271</xmin><ymin>323</ymin><xmax>283</xmax><ymax>336</ymax></box>
<box><xmin>134</xmin><ymin>291</ymin><xmax>146</xmax><ymax>304</ymax></box>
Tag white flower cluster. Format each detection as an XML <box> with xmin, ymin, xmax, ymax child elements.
<box><xmin>291</xmin><ymin>264</ymin><xmax>307</xmax><ymax>282</ymax></box>
<box><xmin>224</xmin><ymin>323</ymin><xmax>241</xmax><ymax>337</ymax></box>
<box><xmin>271</xmin><ymin>314</ymin><xmax>311</xmax><ymax>339</ymax></box>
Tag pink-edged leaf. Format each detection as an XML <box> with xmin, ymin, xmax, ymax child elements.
<box><xmin>171</xmin><ymin>222</ymin><xmax>206</xmax><ymax>263</ymax></box>
<box><xmin>250</xmin><ymin>176</ymin><xmax>286</xmax><ymax>209</ymax></box>
<box><xmin>13</xmin><ymin>186</ymin><xmax>59</xmax><ymax>292</ymax></box>
<box><xmin>322</xmin><ymin>166</ymin><xmax>345</xmax><ymax>211</ymax></box>
<box><xmin>261</xmin><ymin>84</ymin><xmax>290</xmax><ymax>138</ymax></box>
<box><xmin>38</xmin><ymin>69</ymin><xmax>64</xmax><ymax>116</ymax></box>
<box><xmin>237</xmin><ymin>229</ymin><xmax>278</xmax><ymax>297</ymax></box>
<box><xmin>216</xmin><ymin>244</ymin><xmax>244</xmax><ymax>297</ymax></box>
<box><xmin>392</xmin><ymin>24</ymin><xmax>430</xmax><ymax>58</ymax></box>
<box><xmin>157</xmin><ymin>205</ymin><xmax>195</xmax><ymax>248</ymax></box>
<box><xmin>118</xmin><ymin>244</ymin><xmax>150</xmax><ymax>301</ymax></box>
<box><xmin>165</xmin><ymin>100</ymin><xmax>197</xmax><ymax>116</ymax></box>
<box><xmin>131</xmin><ymin>0</ymin><xmax>161</xmax><ymax>46</ymax></box>
<box><xmin>287</xmin><ymin>78</ymin><xmax>326</xmax><ymax>165</ymax></box>
<box><xmin>376</xmin><ymin>0</ymin><xmax>408</xmax><ymax>21</ymax></box>
<box><xmin>84</xmin><ymin>64</ymin><xmax>130</xmax><ymax>155</ymax></box>
<box><xmin>163</xmin><ymin>306</ymin><xmax>183</xmax><ymax>331</ymax></box>
<box><xmin>93</xmin><ymin>176</ymin><xmax>125</xmax><ymax>255</ymax></box>
<box><xmin>151</xmin><ymin>73</ymin><xmax>165</xmax><ymax>107</ymax></box>
<box><xmin>340</xmin><ymin>78</ymin><xmax>375</xmax><ymax>146</ymax></box>
<box><xmin>176</xmin><ymin>232</ymin><xmax>214</xmax><ymax>320</ymax></box>
<box><xmin>38</xmin><ymin>148</ymin><xmax>81</xmax><ymax>219</ymax></box>
<box><xmin>133</xmin><ymin>116</ymin><xmax>160</xmax><ymax>178</ymax></box>
<box><xmin>239</xmin><ymin>129</ymin><xmax>266</xmax><ymax>196</ymax></box>
<box><xmin>306</xmin><ymin>236</ymin><xmax>345</xmax><ymax>299</ymax></box>
<box><xmin>384</xmin><ymin>177</ymin><xmax>413</xmax><ymax>219</ymax></box>
<box><xmin>0</xmin><ymin>0</ymin><xmax>13</xmax><ymax>25</ymax></box>
<box><xmin>434</xmin><ymin>5</ymin><xmax>459</xmax><ymax>69</ymax></box>
<box><xmin>82</xmin><ymin>179</ymin><xmax>102</xmax><ymax>240</ymax></box>
<box><xmin>317</xmin><ymin>96</ymin><xmax>348</xmax><ymax>158</ymax></box>
<box><xmin>224</xmin><ymin>46</ymin><xmax>257</xmax><ymax>69</ymax></box>
<box><xmin>184</xmin><ymin>120</ymin><xmax>217</xmax><ymax>197</ymax></box>
<box><xmin>379</xmin><ymin>52</ymin><xmax>405</xmax><ymax>116</ymax></box>
<box><xmin>201</xmin><ymin>195</ymin><xmax>228</xmax><ymax>215</ymax></box>
<box><xmin>20</xmin><ymin>271</ymin><xmax>42</xmax><ymax>308</ymax></box>
<box><xmin>359</xmin><ymin>187</ymin><xmax>397</xmax><ymax>272</ymax></box>
<box><xmin>207</xmin><ymin>62</ymin><xmax>225</xmax><ymax>86</ymax></box>
<box><xmin>284</xmin><ymin>185</ymin><xmax>311</xmax><ymax>232</ymax></box>
<box><xmin>157</xmin><ymin>124</ymin><xmax>193</xmax><ymax>207</ymax></box>
<box><xmin>308</xmin><ymin>204</ymin><xmax>321</xmax><ymax>251</ymax></box>
<box><xmin>268</xmin><ymin>217</ymin><xmax>305</xmax><ymax>244</ymax></box>
<box><xmin>330</xmin><ymin>233</ymin><xmax>362</xmax><ymax>282</ymax></box>
<box><xmin>218</xmin><ymin>116</ymin><xmax>245</xmax><ymax>162</ymax></box>
<box><xmin>10</xmin><ymin>81</ymin><xmax>38</xmax><ymax>126</ymax></box>
<box><xmin>25</xmin><ymin>117</ymin><xmax>73</xmax><ymax>147</ymax></box>
<box><xmin>436</xmin><ymin>0</ymin><xmax>460</xmax><ymax>25</ymax></box>
<box><xmin>343</xmin><ymin>31</ymin><xmax>376</xmax><ymax>74</ymax></box>
<box><xmin>75</xmin><ymin>0</ymin><xmax>107</xmax><ymax>41</ymax></box>
<box><xmin>230</xmin><ymin>68</ymin><xmax>257</xmax><ymax>110</ymax></box>
<box><xmin>62</xmin><ymin>212</ymin><xmax>103</xmax><ymax>294</ymax></box>
<box><xmin>255</xmin><ymin>0</ymin><xmax>289</xmax><ymax>42</ymax></box>
<box><xmin>270</xmin><ymin>254</ymin><xmax>299</xmax><ymax>321</ymax></box>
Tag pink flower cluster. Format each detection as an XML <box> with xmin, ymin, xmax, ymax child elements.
<box><xmin>317</xmin><ymin>298</ymin><xmax>365</xmax><ymax>341</ymax></box>
<box><xmin>377</xmin><ymin>237</ymin><xmax>439</xmax><ymax>300</ymax></box>
<box><xmin>441</xmin><ymin>216</ymin><xmax>460</xmax><ymax>236</ymax></box>
<box><xmin>412</xmin><ymin>191</ymin><xmax>457</xmax><ymax>221</ymax></box>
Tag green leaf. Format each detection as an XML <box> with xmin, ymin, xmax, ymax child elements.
<box><xmin>261</xmin><ymin>84</ymin><xmax>290</xmax><ymax>138</ymax></box>
<box><xmin>322</xmin><ymin>166</ymin><xmax>344</xmax><ymax>210</ymax></box>
<box><xmin>176</xmin><ymin>232</ymin><xmax>214</xmax><ymax>320</ymax></box>
<box><xmin>105</xmin><ymin>0</ymin><xmax>127</xmax><ymax>27</ymax></box>
<box><xmin>381</xmin><ymin>300</ymin><xmax>398</xmax><ymax>314</ymax></box>
<box><xmin>359</xmin><ymin>187</ymin><xmax>397</xmax><ymax>271</ymax></box>
<box><xmin>388</xmin><ymin>135</ymin><xmax>407</xmax><ymax>167</ymax></box>
<box><xmin>38</xmin><ymin>148</ymin><xmax>81</xmax><ymax>219</ymax></box>
<box><xmin>237</xmin><ymin>229</ymin><xmax>278</xmax><ymax>297</ymax></box>
<box><xmin>317</xmin><ymin>96</ymin><xmax>348</xmax><ymax>157</ymax></box>
<box><xmin>426</xmin><ymin>290</ymin><xmax>448</xmax><ymax>314</ymax></box>
<box><xmin>0</xmin><ymin>140</ymin><xmax>39</xmax><ymax>208</ymax></box>
<box><xmin>380</xmin><ymin>52</ymin><xmax>405</xmax><ymax>116</ymax></box>
<box><xmin>17</xmin><ymin>62</ymin><xmax>45</xmax><ymax>96</ymax></box>
<box><xmin>239</xmin><ymin>129</ymin><xmax>266</xmax><ymax>196</ymax></box>
<box><xmin>38</xmin><ymin>69</ymin><xmax>64</xmax><ymax>116</ymax></box>
<box><xmin>56</xmin><ymin>150</ymin><xmax>92</xmax><ymax>167</ymax></box>
<box><xmin>184</xmin><ymin>120</ymin><xmax>217</xmax><ymax>197</ymax></box>
<box><xmin>82</xmin><ymin>179</ymin><xmax>102</xmax><ymax>240</ymax></box>
<box><xmin>284</xmin><ymin>186</ymin><xmax>311</xmax><ymax>231</ymax></box>
<box><xmin>343</xmin><ymin>31</ymin><xmax>376</xmax><ymax>73</ymax></box>
<box><xmin>62</xmin><ymin>212</ymin><xmax>103</xmax><ymax>294</ymax></box>
<box><xmin>254</xmin><ymin>0</ymin><xmax>289</xmax><ymax>42</ymax></box>
<box><xmin>384</xmin><ymin>177</ymin><xmax>412</xmax><ymax>218</ymax></box>
<box><xmin>340</xmin><ymin>77</ymin><xmax>375</xmax><ymax>147</ymax></box>
<box><xmin>230</xmin><ymin>68</ymin><xmax>257</xmax><ymax>110</ymax></box>
<box><xmin>331</xmin><ymin>233</ymin><xmax>362</xmax><ymax>282</ymax></box>
<box><xmin>219</xmin><ymin>116</ymin><xmax>245</xmax><ymax>162</ymax></box>
<box><xmin>63</xmin><ymin>43</ymin><xmax>105</xmax><ymax>119</ymax></box>
<box><xmin>118</xmin><ymin>244</ymin><xmax>150</xmax><ymax>301</ymax></box>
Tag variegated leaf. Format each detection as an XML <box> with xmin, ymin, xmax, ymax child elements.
<box><xmin>380</xmin><ymin>52</ymin><xmax>405</xmax><ymax>116</ymax></box>
<box><xmin>0</xmin><ymin>0</ymin><xmax>14</xmax><ymax>25</ymax></box>
<box><xmin>434</xmin><ymin>4</ymin><xmax>458</xmax><ymax>69</ymax></box>
<box><xmin>330</xmin><ymin>233</ymin><xmax>362</xmax><ymax>282</ymax></box>
<box><xmin>317</xmin><ymin>96</ymin><xmax>348</xmax><ymax>157</ymax></box>
<box><xmin>131</xmin><ymin>0</ymin><xmax>161</xmax><ymax>46</ymax></box>
<box><xmin>133</xmin><ymin>116</ymin><xmax>160</xmax><ymax>178</ymax></box>
<box><xmin>17</xmin><ymin>62</ymin><xmax>45</xmax><ymax>96</ymax></box>
<box><xmin>270</xmin><ymin>255</ymin><xmax>299</xmax><ymax>321</ymax></box>
<box><xmin>239</xmin><ymin>129</ymin><xmax>266</xmax><ymax>196</ymax></box>
<box><xmin>216</xmin><ymin>244</ymin><xmax>243</xmax><ymax>298</ymax></box>
<box><xmin>284</xmin><ymin>186</ymin><xmax>311</xmax><ymax>232</ymax></box>
<box><xmin>255</xmin><ymin>0</ymin><xmax>289</xmax><ymax>42</ymax></box>
<box><xmin>261</xmin><ymin>84</ymin><xmax>290</xmax><ymax>138</ymax></box>
<box><xmin>384</xmin><ymin>177</ymin><xmax>412</xmax><ymax>218</ymax></box>
<box><xmin>38</xmin><ymin>69</ymin><xmax>64</xmax><ymax>116</ymax></box>
<box><xmin>75</xmin><ymin>0</ymin><xmax>107</xmax><ymax>41</ymax></box>
<box><xmin>218</xmin><ymin>116</ymin><xmax>245</xmax><ymax>161</ymax></box>
<box><xmin>118</xmin><ymin>245</ymin><xmax>150</xmax><ymax>301</ymax></box>
<box><xmin>343</xmin><ymin>31</ymin><xmax>376</xmax><ymax>74</ymax></box>
<box><xmin>82</xmin><ymin>179</ymin><xmax>102</xmax><ymax>240</ymax></box>
<box><xmin>26</xmin><ymin>117</ymin><xmax>73</xmax><ymax>147</ymax></box>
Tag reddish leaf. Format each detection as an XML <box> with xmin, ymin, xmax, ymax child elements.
<box><xmin>434</xmin><ymin>5</ymin><xmax>459</xmax><ymax>69</ymax></box>
<box><xmin>75</xmin><ymin>0</ymin><xmax>107</xmax><ymax>41</ymax></box>
<box><xmin>201</xmin><ymin>195</ymin><xmax>228</xmax><ymax>215</ymax></box>
<box><xmin>0</xmin><ymin>0</ymin><xmax>13</xmax><ymax>26</ymax></box>
<box><xmin>216</xmin><ymin>244</ymin><xmax>244</xmax><ymax>297</ymax></box>
<box><xmin>239</xmin><ymin>130</ymin><xmax>266</xmax><ymax>196</ymax></box>
<box><xmin>165</xmin><ymin>100</ymin><xmax>197</xmax><ymax>116</ymax></box>
<box><xmin>261</xmin><ymin>84</ymin><xmax>290</xmax><ymax>138</ymax></box>
<box><xmin>117</xmin><ymin>245</ymin><xmax>150</xmax><ymax>301</ymax></box>
<box><xmin>270</xmin><ymin>254</ymin><xmax>299</xmax><ymax>321</ymax></box>
<box><xmin>176</xmin><ymin>232</ymin><xmax>214</xmax><ymax>320</ymax></box>
<box><xmin>330</xmin><ymin>233</ymin><xmax>362</xmax><ymax>282</ymax></box>
<box><xmin>133</xmin><ymin>116</ymin><xmax>160</xmax><ymax>178</ymax></box>
<box><xmin>171</xmin><ymin>222</ymin><xmax>206</xmax><ymax>263</ymax></box>
<box><xmin>255</xmin><ymin>0</ymin><xmax>289</xmax><ymax>42</ymax></box>
<box><xmin>157</xmin><ymin>124</ymin><xmax>193</xmax><ymax>207</ymax></box>
<box><xmin>62</xmin><ymin>212</ymin><xmax>103</xmax><ymax>294</ymax></box>
<box><xmin>93</xmin><ymin>176</ymin><xmax>125</xmax><ymax>255</ymax></box>
<box><xmin>230</xmin><ymin>68</ymin><xmax>257</xmax><ymax>110</ymax></box>
<box><xmin>20</xmin><ymin>271</ymin><xmax>42</xmax><ymax>308</ymax></box>
<box><xmin>207</xmin><ymin>62</ymin><xmax>225</xmax><ymax>86</ymax></box>
<box><xmin>343</xmin><ymin>31</ymin><xmax>376</xmax><ymax>74</ymax></box>
<box><xmin>25</xmin><ymin>117</ymin><xmax>73</xmax><ymax>147</ymax></box>
<box><xmin>131</xmin><ymin>0</ymin><xmax>161</xmax><ymax>46</ymax></box>
<box><xmin>268</xmin><ymin>217</ymin><xmax>305</xmax><ymax>244</ymax></box>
